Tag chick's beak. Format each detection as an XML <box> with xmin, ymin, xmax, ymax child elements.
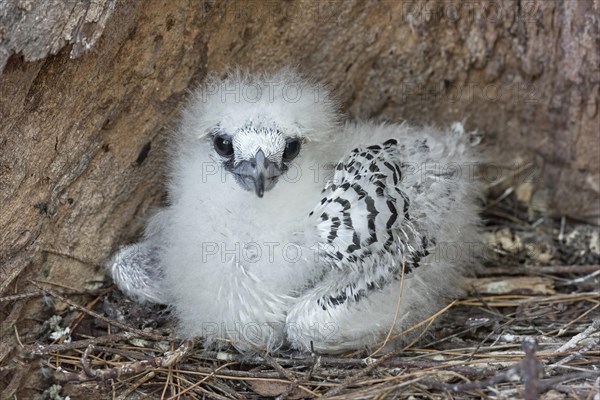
<box><xmin>232</xmin><ymin>149</ymin><xmax>282</xmax><ymax>198</ymax></box>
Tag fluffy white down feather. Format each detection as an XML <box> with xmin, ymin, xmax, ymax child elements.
<box><xmin>107</xmin><ymin>69</ymin><xmax>482</xmax><ymax>354</ymax></box>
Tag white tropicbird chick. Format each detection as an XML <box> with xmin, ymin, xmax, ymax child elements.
<box><xmin>108</xmin><ymin>69</ymin><xmax>481</xmax><ymax>354</ymax></box>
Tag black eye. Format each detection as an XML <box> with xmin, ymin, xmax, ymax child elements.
<box><xmin>282</xmin><ymin>138</ymin><xmax>301</xmax><ymax>162</ymax></box>
<box><xmin>214</xmin><ymin>135</ymin><xmax>234</xmax><ymax>157</ymax></box>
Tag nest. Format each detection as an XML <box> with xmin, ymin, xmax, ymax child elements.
<box><xmin>2</xmin><ymin>181</ymin><xmax>599</xmax><ymax>399</ymax></box>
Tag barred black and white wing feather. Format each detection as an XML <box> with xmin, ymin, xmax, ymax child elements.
<box><xmin>311</xmin><ymin>139</ymin><xmax>424</xmax><ymax>270</ymax></box>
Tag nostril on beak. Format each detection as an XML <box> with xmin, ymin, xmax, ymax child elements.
<box><xmin>255</xmin><ymin>149</ymin><xmax>267</xmax><ymax>168</ymax></box>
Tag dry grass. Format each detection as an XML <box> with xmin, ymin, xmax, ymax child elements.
<box><xmin>2</xmin><ymin>189</ymin><xmax>599</xmax><ymax>399</ymax></box>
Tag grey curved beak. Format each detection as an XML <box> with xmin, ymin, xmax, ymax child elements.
<box><xmin>232</xmin><ymin>149</ymin><xmax>282</xmax><ymax>198</ymax></box>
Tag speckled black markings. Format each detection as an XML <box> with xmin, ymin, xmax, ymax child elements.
<box><xmin>319</xmin><ymin>273</ymin><xmax>400</xmax><ymax>311</ymax></box>
<box><xmin>347</xmin><ymin>232</ymin><xmax>361</xmax><ymax>253</ymax></box>
<box><xmin>310</xmin><ymin>139</ymin><xmax>437</xmax><ymax>311</ymax></box>
<box><xmin>395</xmin><ymin>188</ymin><xmax>411</xmax><ymax>219</ymax></box>
<box><xmin>410</xmin><ymin>236</ymin><xmax>432</xmax><ymax>270</ymax></box>
<box><xmin>385</xmin><ymin>199</ymin><xmax>398</xmax><ymax>249</ymax></box>
<box><xmin>328</xmin><ymin>216</ymin><xmax>341</xmax><ymax>243</ymax></box>
<box><xmin>350</xmin><ymin>182</ymin><xmax>367</xmax><ymax>199</ymax></box>
<box><xmin>318</xmin><ymin>282</ymin><xmax>368</xmax><ymax>311</ymax></box>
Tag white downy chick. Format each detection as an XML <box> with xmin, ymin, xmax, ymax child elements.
<box><xmin>107</xmin><ymin>69</ymin><xmax>482</xmax><ymax>354</ymax></box>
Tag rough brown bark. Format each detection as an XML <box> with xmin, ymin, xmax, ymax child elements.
<box><xmin>0</xmin><ymin>0</ymin><xmax>116</xmax><ymax>71</ymax></box>
<box><xmin>0</xmin><ymin>0</ymin><xmax>598</xmax><ymax>397</ymax></box>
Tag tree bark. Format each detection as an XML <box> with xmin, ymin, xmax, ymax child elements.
<box><xmin>0</xmin><ymin>0</ymin><xmax>598</xmax><ymax>396</ymax></box>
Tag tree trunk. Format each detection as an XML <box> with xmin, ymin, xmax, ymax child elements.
<box><xmin>1</xmin><ymin>0</ymin><xmax>598</xmax><ymax>396</ymax></box>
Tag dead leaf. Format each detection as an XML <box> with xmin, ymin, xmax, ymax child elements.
<box><xmin>468</xmin><ymin>276</ymin><xmax>556</xmax><ymax>295</ymax></box>
<box><xmin>248</xmin><ymin>380</ymin><xmax>310</xmax><ymax>399</ymax></box>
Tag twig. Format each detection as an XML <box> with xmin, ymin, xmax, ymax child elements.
<box><xmin>115</xmin><ymin>371</ymin><xmax>156</xmax><ymax>400</ymax></box>
<box><xmin>479</xmin><ymin>265</ymin><xmax>600</xmax><ymax>276</ymax></box>
<box><xmin>520</xmin><ymin>338</ymin><xmax>542</xmax><ymax>400</ymax></box>
<box><xmin>424</xmin><ymin>364</ymin><xmax>519</xmax><ymax>393</ymax></box>
<box><xmin>536</xmin><ymin>371</ymin><xmax>600</xmax><ymax>391</ymax></box>
<box><xmin>566</xmin><ymin>269</ymin><xmax>600</xmax><ymax>284</ymax></box>
<box><xmin>558</xmin><ymin>216</ymin><xmax>566</xmax><ymax>241</ymax></box>
<box><xmin>550</xmin><ymin>337</ymin><xmax>600</xmax><ymax>368</ymax></box>
<box><xmin>390</xmin><ymin>300</ymin><xmax>457</xmax><ymax>342</ymax></box>
<box><xmin>371</xmin><ymin>257</ymin><xmax>407</xmax><ymax>357</ymax></box>
<box><xmin>54</xmin><ymin>339</ymin><xmax>195</xmax><ymax>382</ymax></box>
<box><xmin>0</xmin><ymin>292</ymin><xmax>54</xmax><ymax>303</ymax></box>
<box><xmin>24</xmin><ymin>332</ymin><xmax>141</xmax><ymax>356</ymax></box>
<box><xmin>81</xmin><ymin>344</ymin><xmax>97</xmax><ymax>377</ymax></box>
<box><xmin>199</xmin><ymin>351</ymin><xmax>496</xmax><ymax>380</ymax></box>
<box><xmin>176</xmin><ymin>364</ymin><xmax>342</xmax><ymax>380</ymax></box>
<box><xmin>551</xmin><ymin>319</ymin><xmax>600</xmax><ymax>355</ymax></box>
<box><xmin>0</xmin><ymin>288</ymin><xmax>103</xmax><ymax>303</ymax></box>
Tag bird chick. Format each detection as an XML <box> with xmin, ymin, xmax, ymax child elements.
<box><xmin>107</xmin><ymin>69</ymin><xmax>482</xmax><ymax>354</ymax></box>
